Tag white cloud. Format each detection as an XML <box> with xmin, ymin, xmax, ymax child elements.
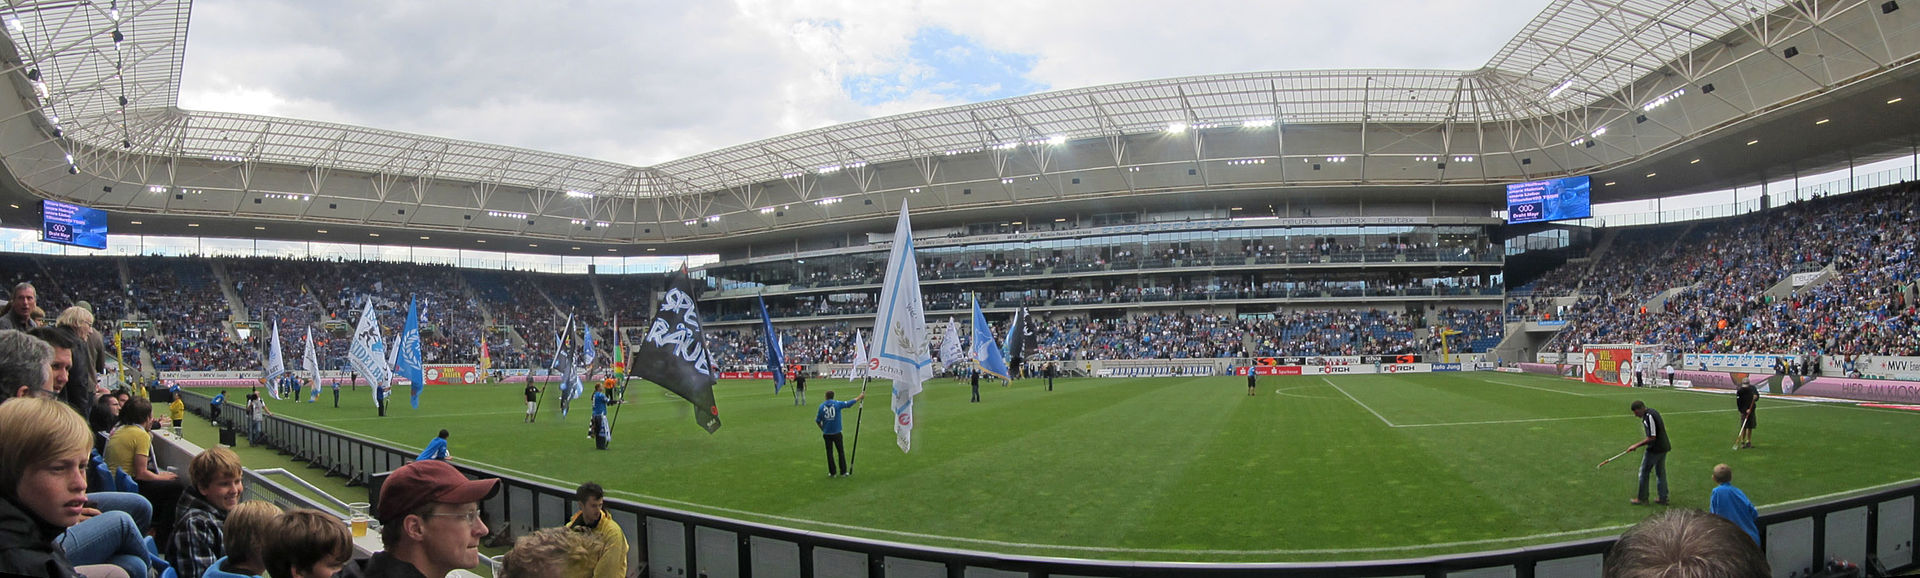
<box><xmin>178</xmin><ymin>0</ymin><xmax>1549</xmax><ymax>167</ymax></box>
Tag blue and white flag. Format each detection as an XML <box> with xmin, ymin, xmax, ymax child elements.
<box><xmin>549</xmin><ymin>314</ymin><xmax>573</xmax><ymax>371</ymax></box>
<box><xmin>302</xmin><ymin>326</ymin><xmax>321</xmax><ymax>402</ymax></box>
<box><xmin>397</xmin><ymin>296</ymin><xmax>425</xmax><ymax>409</ymax></box>
<box><xmin>757</xmin><ymin>296</ymin><xmax>786</xmax><ymax>392</ymax></box>
<box><xmin>970</xmin><ymin>296</ymin><xmax>1009</xmax><ymax>381</ymax></box>
<box><xmin>869</xmin><ymin>201</ymin><xmax>933</xmax><ymax>452</ymax></box>
<box><xmin>939</xmin><ymin>317</ymin><xmax>962</xmax><ymax>368</ymax></box>
<box><xmin>581</xmin><ymin>320</ymin><xmax>597</xmax><ymax>365</ymax></box>
<box><xmin>263</xmin><ymin>321</ymin><xmax>287</xmax><ymax>399</ymax></box>
<box><xmin>348</xmin><ymin>301</ymin><xmax>392</xmax><ymax>403</ymax></box>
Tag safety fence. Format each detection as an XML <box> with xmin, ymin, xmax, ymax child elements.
<box><xmin>179</xmin><ymin>390</ymin><xmax>1917</xmax><ymax>578</ymax></box>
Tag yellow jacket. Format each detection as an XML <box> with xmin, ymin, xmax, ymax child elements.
<box><xmin>564</xmin><ymin>511</ymin><xmax>628</xmax><ymax>578</ymax></box>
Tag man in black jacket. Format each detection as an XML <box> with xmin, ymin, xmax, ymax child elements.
<box><xmin>1735</xmin><ymin>382</ymin><xmax>1757</xmax><ymax>450</ymax></box>
<box><xmin>1626</xmin><ymin>400</ymin><xmax>1672</xmax><ymax>505</ymax></box>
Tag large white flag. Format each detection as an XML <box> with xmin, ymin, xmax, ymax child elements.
<box><xmin>348</xmin><ymin>302</ymin><xmax>392</xmax><ymax>402</ymax></box>
<box><xmin>939</xmin><ymin>318</ymin><xmax>962</xmax><ymax>367</ymax></box>
<box><xmin>849</xmin><ymin>330</ymin><xmax>868</xmax><ymax>381</ymax></box>
<box><xmin>869</xmin><ymin>201</ymin><xmax>933</xmax><ymax>452</ymax></box>
<box><xmin>263</xmin><ymin>321</ymin><xmax>287</xmax><ymax>399</ymax></box>
<box><xmin>302</xmin><ymin>326</ymin><xmax>321</xmax><ymax>401</ymax></box>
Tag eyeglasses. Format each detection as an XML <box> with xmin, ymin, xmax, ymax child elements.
<box><xmin>422</xmin><ymin>510</ymin><xmax>484</xmax><ymax>526</ymax></box>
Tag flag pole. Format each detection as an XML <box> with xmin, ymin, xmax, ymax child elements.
<box><xmin>849</xmin><ymin>376</ymin><xmax>869</xmax><ymax>474</ymax></box>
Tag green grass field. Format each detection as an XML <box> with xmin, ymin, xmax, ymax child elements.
<box><xmin>223</xmin><ymin>371</ymin><xmax>1920</xmax><ymax>562</ymax></box>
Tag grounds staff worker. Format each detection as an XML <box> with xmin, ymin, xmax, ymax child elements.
<box><xmin>1625</xmin><ymin>400</ymin><xmax>1671</xmax><ymax>505</ymax></box>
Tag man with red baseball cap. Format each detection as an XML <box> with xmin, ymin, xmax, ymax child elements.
<box><xmin>339</xmin><ymin>460</ymin><xmax>499</xmax><ymax>578</ymax></box>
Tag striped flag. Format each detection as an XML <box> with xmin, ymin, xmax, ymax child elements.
<box><xmin>869</xmin><ymin>201</ymin><xmax>933</xmax><ymax>452</ymax></box>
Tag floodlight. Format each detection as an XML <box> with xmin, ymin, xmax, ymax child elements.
<box><xmin>1547</xmin><ymin>80</ymin><xmax>1573</xmax><ymax>99</ymax></box>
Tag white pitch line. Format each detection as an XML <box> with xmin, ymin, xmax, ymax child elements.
<box><xmin>1395</xmin><ymin>404</ymin><xmax>1815</xmax><ymax>428</ymax></box>
<box><xmin>264</xmin><ymin>408</ymin><xmax>1919</xmax><ymax>558</ymax></box>
<box><xmin>1489</xmin><ymin>379</ymin><xmax>1599</xmax><ymax>397</ymax></box>
<box><xmin>1271</xmin><ymin>384</ymin><xmax>1339</xmax><ymax>400</ymax></box>
<box><xmin>1323</xmin><ymin>377</ymin><xmax>1398</xmax><ymax>427</ymax></box>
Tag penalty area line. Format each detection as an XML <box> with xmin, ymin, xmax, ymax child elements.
<box><xmin>1323</xmin><ymin>377</ymin><xmax>1397</xmax><ymax>427</ymax></box>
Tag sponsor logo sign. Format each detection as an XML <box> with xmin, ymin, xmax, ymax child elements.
<box><xmin>1432</xmin><ymin>363</ymin><xmax>1463</xmax><ymax>372</ymax></box>
<box><xmin>424</xmin><ymin>365</ymin><xmax>478</xmax><ymax>385</ymax></box>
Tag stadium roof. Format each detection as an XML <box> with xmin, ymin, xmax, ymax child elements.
<box><xmin>2</xmin><ymin>0</ymin><xmax>1917</xmax><ymax>251</ymax></box>
<box><xmin>7</xmin><ymin>0</ymin><xmax>1797</xmax><ymax>198</ymax></box>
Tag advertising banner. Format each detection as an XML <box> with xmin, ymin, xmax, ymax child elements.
<box><xmin>1432</xmin><ymin>363</ymin><xmax>1462</xmax><ymax>372</ymax></box>
<box><xmin>1583</xmin><ymin>348</ymin><xmax>1633</xmax><ymax>386</ymax></box>
<box><xmin>1305</xmin><ymin>365</ymin><xmax>1375</xmax><ymax>375</ymax></box>
<box><xmin>1683</xmin><ymin>353</ymin><xmax>1797</xmax><ymax>371</ymax></box>
<box><xmin>1780</xmin><ymin>377</ymin><xmax>1920</xmax><ymax>404</ymax></box>
<box><xmin>424</xmin><ymin>365</ymin><xmax>480</xmax><ymax>385</ymax></box>
<box><xmin>1237</xmin><ymin>366</ymin><xmax>1303</xmax><ymax>376</ymax></box>
<box><xmin>1820</xmin><ymin>355</ymin><xmax>1920</xmax><ymax>382</ymax></box>
<box><xmin>719</xmin><ymin>371</ymin><xmax>778</xmax><ymax>380</ymax></box>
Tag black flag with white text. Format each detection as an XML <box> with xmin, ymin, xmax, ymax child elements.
<box><xmin>630</xmin><ymin>272</ymin><xmax>721</xmax><ymax>433</ymax></box>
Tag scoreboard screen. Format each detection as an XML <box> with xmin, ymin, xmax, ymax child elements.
<box><xmin>42</xmin><ymin>199</ymin><xmax>108</xmax><ymax>250</ymax></box>
<box><xmin>1505</xmin><ymin>175</ymin><xmax>1592</xmax><ymax>224</ymax></box>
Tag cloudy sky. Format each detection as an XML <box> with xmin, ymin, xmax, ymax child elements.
<box><xmin>179</xmin><ymin>0</ymin><xmax>1549</xmax><ymax>168</ymax></box>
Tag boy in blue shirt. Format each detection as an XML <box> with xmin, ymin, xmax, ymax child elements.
<box><xmin>1709</xmin><ymin>464</ymin><xmax>1760</xmax><ymax>544</ymax></box>
<box><xmin>815</xmin><ymin>390</ymin><xmax>866</xmax><ymax>477</ymax></box>
<box><xmin>590</xmin><ymin>384</ymin><xmax>611</xmax><ymax>450</ymax></box>
<box><xmin>417</xmin><ymin>429</ymin><xmax>450</xmax><ymax>461</ymax></box>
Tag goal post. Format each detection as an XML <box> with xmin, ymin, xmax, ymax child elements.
<box><xmin>1581</xmin><ymin>343</ymin><xmax>1670</xmax><ymax>387</ymax></box>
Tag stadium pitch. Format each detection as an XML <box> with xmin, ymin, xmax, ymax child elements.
<box><xmin>227</xmin><ymin>371</ymin><xmax>1920</xmax><ymax>562</ymax></box>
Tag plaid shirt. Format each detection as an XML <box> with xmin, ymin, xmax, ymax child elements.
<box><xmin>168</xmin><ymin>487</ymin><xmax>228</xmax><ymax>578</ymax></box>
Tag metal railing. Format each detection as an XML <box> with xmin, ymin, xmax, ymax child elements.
<box><xmin>179</xmin><ymin>390</ymin><xmax>1918</xmax><ymax>578</ymax></box>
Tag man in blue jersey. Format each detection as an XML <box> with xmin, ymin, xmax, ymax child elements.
<box><xmin>1626</xmin><ymin>400</ymin><xmax>1671</xmax><ymax>505</ymax></box>
<box><xmin>589</xmin><ymin>383</ymin><xmax>611</xmax><ymax>450</ymax></box>
<box><xmin>815</xmin><ymin>390</ymin><xmax>865</xmax><ymax>477</ymax></box>
<box><xmin>418</xmin><ymin>429</ymin><xmax>451</xmax><ymax>461</ymax></box>
<box><xmin>210</xmin><ymin>390</ymin><xmax>227</xmax><ymax>427</ymax></box>
<box><xmin>1708</xmin><ymin>464</ymin><xmax>1760</xmax><ymax>544</ymax></box>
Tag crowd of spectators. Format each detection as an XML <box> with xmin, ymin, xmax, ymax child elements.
<box><xmin>1531</xmin><ymin>184</ymin><xmax>1919</xmax><ymax>357</ymax></box>
<box><xmin>701</xmin><ymin>306</ymin><xmax>1489</xmax><ymax>370</ymax></box>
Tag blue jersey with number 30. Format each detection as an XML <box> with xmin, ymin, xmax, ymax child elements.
<box><xmin>816</xmin><ymin>399</ymin><xmax>857</xmax><ymax>435</ymax></box>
